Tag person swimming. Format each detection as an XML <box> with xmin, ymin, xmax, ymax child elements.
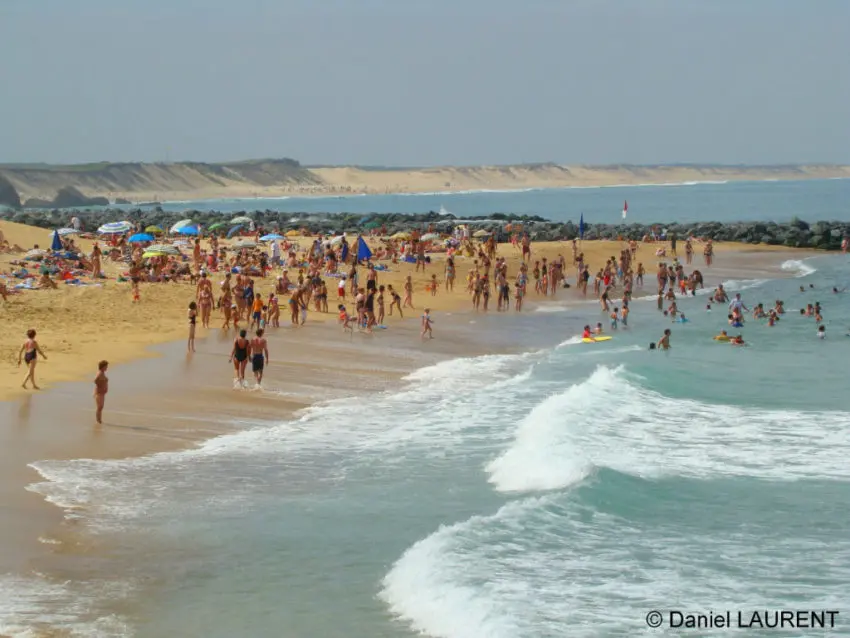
<box><xmin>714</xmin><ymin>330</ymin><xmax>730</xmax><ymax>341</ymax></box>
<box><xmin>817</xmin><ymin>325</ymin><xmax>826</xmax><ymax>339</ymax></box>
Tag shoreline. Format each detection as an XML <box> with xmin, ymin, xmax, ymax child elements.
<box><xmin>0</xmin><ymin>247</ymin><xmax>823</xmax><ymax>636</ymax></box>
<box><xmin>3</xmin><ymin>163</ymin><xmax>849</xmax><ymax>205</ymax></box>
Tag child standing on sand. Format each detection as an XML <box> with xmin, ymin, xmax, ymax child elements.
<box><xmin>187</xmin><ymin>302</ymin><xmax>198</xmax><ymax>352</ymax></box>
<box><xmin>421</xmin><ymin>308</ymin><xmax>434</xmax><ymax>339</ymax></box>
<box><xmin>94</xmin><ymin>360</ymin><xmax>109</xmax><ymax>425</ymax></box>
<box><xmin>18</xmin><ymin>329</ymin><xmax>47</xmax><ymax>390</ymax></box>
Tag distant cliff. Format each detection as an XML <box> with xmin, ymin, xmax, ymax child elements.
<box><xmin>0</xmin><ymin>174</ymin><xmax>21</xmax><ymax>209</ymax></box>
<box><xmin>0</xmin><ymin>159</ymin><xmax>848</xmax><ymax>204</ymax></box>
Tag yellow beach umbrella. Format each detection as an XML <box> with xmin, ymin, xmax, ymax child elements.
<box><xmin>142</xmin><ymin>250</ymin><xmax>170</xmax><ymax>259</ymax></box>
<box><xmin>285</xmin><ymin>229</ymin><xmax>300</xmax><ymax>237</ymax></box>
<box><xmin>391</xmin><ymin>232</ymin><xmax>411</xmax><ymax>240</ymax></box>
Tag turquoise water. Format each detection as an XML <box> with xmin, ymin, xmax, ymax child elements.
<box><xmin>136</xmin><ymin>178</ymin><xmax>850</xmax><ymax>224</ymax></box>
<box><xmin>3</xmin><ymin>179</ymin><xmax>850</xmax><ymax>637</ymax></box>
<box><xmin>7</xmin><ymin>253</ymin><xmax>849</xmax><ymax>638</ymax></box>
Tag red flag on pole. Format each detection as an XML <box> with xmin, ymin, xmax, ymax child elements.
<box><xmin>622</xmin><ymin>200</ymin><xmax>628</xmax><ymax>219</ymax></box>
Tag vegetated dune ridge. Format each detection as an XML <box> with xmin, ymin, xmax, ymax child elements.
<box><xmin>2</xmin><ymin>160</ymin><xmax>849</xmax><ymax>204</ymax></box>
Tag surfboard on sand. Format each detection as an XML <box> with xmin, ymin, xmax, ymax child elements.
<box><xmin>583</xmin><ymin>336</ymin><xmax>612</xmax><ymax>343</ymax></box>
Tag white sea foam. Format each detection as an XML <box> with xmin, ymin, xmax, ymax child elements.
<box><xmin>0</xmin><ymin>573</ymin><xmax>131</xmax><ymax>637</ymax></box>
<box><xmin>487</xmin><ymin>365</ymin><xmax>850</xmax><ymax>493</ymax></box>
<box><xmin>532</xmin><ymin>304</ymin><xmax>568</xmax><ymax>313</ymax></box>
<box><xmin>27</xmin><ymin>352</ymin><xmax>537</xmax><ymax>530</ymax></box>
<box><xmin>781</xmin><ymin>259</ymin><xmax>818</xmax><ymax>278</ymax></box>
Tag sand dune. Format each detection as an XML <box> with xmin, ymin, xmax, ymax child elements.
<box><xmin>1</xmin><ymin>160</ymin><xmax>848</xmax><ymax>204</ymax></box>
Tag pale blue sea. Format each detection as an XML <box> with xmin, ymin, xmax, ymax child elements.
<box><xmin>3</xmin><ymin>179</ymin><xmax>850</xmax><ymax>637</ymax></box>
<box><xmin>136</xmin><ymin>177</ymin><xmax>850</xmax><ymax>224</ymax></box>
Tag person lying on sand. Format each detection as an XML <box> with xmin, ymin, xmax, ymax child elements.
<box><xmin>38</xmin><ymin>272</ymin><xmax>58</xmax><ymax>289</ymax></box>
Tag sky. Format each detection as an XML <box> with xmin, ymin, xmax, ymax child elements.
<box><xmin>1</xmin><ymin>0</ymin><xmax>849</xmax><ymax>166</ymax></box>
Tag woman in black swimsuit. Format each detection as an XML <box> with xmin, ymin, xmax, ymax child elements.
<box><xmin>229</xmin><ymin>329</ymin><xmax>251</xmax><ymax>386</ymax></box>
<box><xmin>18</xmin><ymin>329</ymin><xmax>47</xmax><ymax>390</ymax></box>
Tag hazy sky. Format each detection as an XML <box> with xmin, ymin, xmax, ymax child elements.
<box><xmin>2</xmin><ymin>0</ymin><xmax>849</xmax><ymax>166</ymax></box>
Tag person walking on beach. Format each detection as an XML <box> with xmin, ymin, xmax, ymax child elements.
<box><xmin>94</xmin><ymin>360</ymin><xmax>109</xmax><ymax>425</ymax></box>
<box><xmin>187</xmin><ymin>302</ymin><xmax>198</xmax><ymax>352</ymax></box>
<box><xmin>230</xmin><ymin>329</ymin><xmax>251</xmax><ymax>387</ymax></box>
<box><xmin>18</xmin><ymin>329</ymin><xmax>47</xmax><ymax>390</ymax></box>
<box><xmin>250</xmin><ymin>329</ymin><xmax>269</xmax><ymax>386</ymax></box>
<box><xmin>421</xmin><ymin>308</ymin><xmax>434</xmax><ymax>339</ymax></box>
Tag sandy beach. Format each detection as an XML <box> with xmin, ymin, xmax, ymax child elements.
<box><xmin>0</xmin><ymin>216</ymin><xmax>817</xmax><ymax>636</ymax></box>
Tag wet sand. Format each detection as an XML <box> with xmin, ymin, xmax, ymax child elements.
<box><xmin>0</xmin><ymin>247</ymin><xmax>814</xmax><ymax>636</ymax></box>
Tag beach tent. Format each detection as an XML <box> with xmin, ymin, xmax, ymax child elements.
<box><xmin>356</xmin><ymin>236</ymin><xmax>372</xmax><ymax>262</ymax></box>
<box><xmin>129</xmin><ymin>233</ymin><xmax>155</xmax><ymax>243</ymax></box>
<box><xmin>227</xmin><ymin>225</ymin><xmax>244</xmax><ymax>239</ymax></box>
<box><xmin>145</xmin><ymin>225</ymin><xmax>164</xmax><ymax>234</ymax></box>
<box><xmin>50</xmin><ymin>230</ymin><xmax>62</xmax><ymax>251</ymax></box>
<box><xmin>231</xmin><ymin>216</ymin><xmax>253</xmax><ymax>225</ymax></box>
<box><xmin>285</xmin><ymin>229</ymin><xmax>300</xmax><ymax>237</ymax></box>
<box><xmin>98</xmin><ymin>221</ymin><xmax>133</xmax><ymax>234</ymax></box>
<box><xmin>260</xmin><ymin>233</ymin><xmax>284</xmax><ymax>242</ymax></box>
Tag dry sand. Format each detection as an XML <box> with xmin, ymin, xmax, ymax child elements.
<box><xmin>3</xmin><ymin>162</ymin><xmax>849</xmax><ymax>203</ymax></box>
<box><xmin>0</xmin><ymin>218</ymin><xmax>809</xmax><ymax>402</ymax></box>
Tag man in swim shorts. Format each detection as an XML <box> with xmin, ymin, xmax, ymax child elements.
<box><xmin>250</xmin><ymin>329</ymin><xmax>269</xmax><ymax>386</ymax></box>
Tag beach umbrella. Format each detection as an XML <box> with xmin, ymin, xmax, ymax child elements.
<box><xmin>329</xmin><ymin>234</ymin><xmax>345</xmax><ymax>246</ymax></box>
<box><xmin>260</xmin><ymin>233</ymin><xmax>284</xmax><ymax>242</ymax></box>
<box><xmin>227</xmin><ymin>225</ymin><xmax>244</xmax><ymax>239</ymax></box>
<box><xmin>231</xmin><ymin>216</ymin><xmax>253</xmax><ymax>225</ymax></box>
<box><xmin>98</xmin><ymin>221</ymin><xmax>133</xmax><ymax>234</ymax></box>
<box><xmin>391</xmin><ymin>232</ymin><xmax>411</xmax><ymax>240</ymax></box>
<box><xmin>420</xmin><ymin>232</ymin><xmax>440</xmax><ymax>241</ymax></box>
<box><xmin>145</xmin><ymin>225</ymin><xmax>163</xmax><ymax>234</ymax></box>
<box><xmin>170</xmin><ymin>219</ymin><xmax>194</xmax><ymax>232</ymax></box>
<box><xmin>142</xmin><ymin>250</ymin><xmax>172</xmax><ymax>259</ymax></box>
<box><xmin>232</xmin><ymin>240</ymin><xmax>258</xmax><ymax>249</ymax></box>
<box><xmin>24</xmin><ymin>248</ymin><xmax>47</xmax><ymax>261</ymax></box>
<box><xmin>53</xmin><ymin>227</ymin><xmax>79</xmax><ymax>237</ymax></box>
<box><xmin>364</xmin><ymin>221</ymin><xmax>381</xmax><ymax>230</ymax></box>
<box><xmin>208</xmin><ymin>222</ymin><xmax>228</xmax><ymax>231</ymax></box>
<box><xmin>146</xmin><ymin>244</ymin><xmax>180</xmax><ymax>255</ymax></box>
<box><xmin>129</xmin><ymin>233</ymin><xmax>155</xmax><ymax>243</ymax></box>
<box><xmin>50</xmin><ymin>230</ymin><xmax>63</xmax><ymax>251</ymax></box>
<box><xmin>473</xmin><ymin>229</ymin><xmax>491</xmax><ymax>238</ymax></box>
<box><xmin>356</xmin><ymin>236</ymin><xmax>373</xmax><ymax>262</ymax></box>
<box><xmin>176</xmin><ymin>225</ymin><xmax>200</xmax><ymax>236</ymax></box>
<box><xmin>285</xmin><ymin>229</ymin><xmax>300</xmax><ymax>237</ymax></box>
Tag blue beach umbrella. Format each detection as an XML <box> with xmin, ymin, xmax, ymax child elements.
<box><xmin>129</xmin><ymin>232</ymin><xmax>155</xmax><ymax>243</ymax></box>
<box><xmin>356</xmin><ymin>236</ymin><xmax>373</xmax><ymax>262</ymax></box>
<box><xmin>51</xmin><ymin>229</ymin><xmax>62</xmax><ymax>251</ymax></box>
<box><xmin>579</xmin><ymin>213</ymin><xmax>585</xmax><ymax>240</ymax></box>
<box><xmin>260</xmin><ymin>233</ymin><xmax>284</xmax><ymax>242</ymax></box>
<box><xmin>227</xmin><ymin>225</ymin><xmax>244</xmax><ymax>239</ymax></box>
<box><xmin>176</xmin><ymin>225</ymin><xmax>200</xmax><ymax>236</ymax></box>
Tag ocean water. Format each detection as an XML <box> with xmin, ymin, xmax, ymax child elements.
<box><xmin>4</xmin><ymin>251</ymin><xmax>850</xmax><ymax>637</ymax></box>
<box><xmin>129</xmin><ymin>177</ymin><xmax>850</xmax><ymax>224</ymax></box>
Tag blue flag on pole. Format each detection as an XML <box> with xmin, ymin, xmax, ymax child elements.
<box><xmin>356</xmin><ymin>236</ymin><xmax>373</xmax><ymax>262</ymax></box>
<box><xmin>579</xmin><ymin>213</ymin><xmax>585</xmax><ymax>240</ymax></box>
<box><xmin>340</xmin><ymin>240</ymin><xmax>349</xmax><ymax>263</ymax></box>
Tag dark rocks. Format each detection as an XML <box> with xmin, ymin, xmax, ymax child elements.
<box><xmin>0</xmin><ymin>174</ymin><xmax>21</xmax><ymax>209</ymax></box>
<box><xmin>24</xmin><ymin>186</ymin><xmax>110</xmax><ymax>209</ymax></box>
<box><xmin>0</xmin><ymin>205</ymin><xmax>848</xmax><ymax>250</ymax></box>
